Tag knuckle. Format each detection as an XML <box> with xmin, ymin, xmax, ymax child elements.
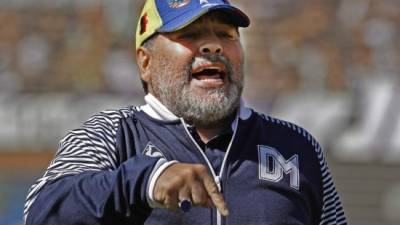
<box><xmin>191</xmin><ymin>186</ymin><xmax>209</xmax><ymax>206</ymax></box>
<box><xmin>164</xmin><ymin>197</ymin><xmax>177</xmax><ymax>210</ymax></box>
<box><xmin>163</xmin><ymin>198</ymin><xmax>171</xmax><ymax>206</ymax></box>
<box><xmin>193</xmin><ymin>164</ymin><xmax>208</xmax><ymax>177</ymax></box>
<box><xmin>195</xmin><ymin>164</ymin><xmax>208</xmax><ymax>173</ymax></box>
<box><xmin>164</xmin><ymin>188</ymin><xmax>176</xmax><ymax>197</ymax></box>
<box><xmin>180</xmin><ymin>167</ymin><xmax>197</xmax><ymax>182</ymax></box>
<box><xmin>182</xmin><ymin>167</ymin><xmax>196</xmax><ymax>177</ymax></box>
<box><xmin>153</xmin><ymin>192</ymin><xmax>163</xmax><ymax>203</ymax></box>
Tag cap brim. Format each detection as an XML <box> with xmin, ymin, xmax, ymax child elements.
<box><xmin>158</xmin><ymin>4</ymin><xmax>250</xmax><ymax>33</ymax></box>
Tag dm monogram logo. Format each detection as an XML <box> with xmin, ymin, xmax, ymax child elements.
<box><xmin>167</xmin><ymin>0</ymin><xmax>190</xmax><ymax>8</ymax></box>
<box><xmin>258</xmin><ymin>145</ymin><xmax>300</xmax><ymax>190</ymax></box>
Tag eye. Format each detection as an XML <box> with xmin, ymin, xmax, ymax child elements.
<box><xmin>218</xmin><ymin>31</ymin><xmax>238</xmax><ymax>40</ymax></box>
<box><xmin>177</xmin><ymin>32</ymin><xmax>198</xmax><ymax>40</ymax></box>
<box><xmin>220</xmin><ymin>32</ymin><xmax>233</xmax><ymax>38</ymax></box>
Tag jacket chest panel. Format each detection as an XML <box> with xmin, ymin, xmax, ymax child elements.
<box><xmin>124</xmin><ymin>116</ymin><xmax>207</xmax><ymax>165</ymax></box>
<box><xmin>222</xmin><ymin>136</ymin><xmax>318</xmax><ymax>224</ymax></box>
<box><xmin>223</xmin><ymin>157</ymin><xmax>311</xmax><ymax>225</ymax></box>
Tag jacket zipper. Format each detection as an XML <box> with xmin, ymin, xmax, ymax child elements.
<box><xmin>180</xmin><ymin>117</ymin><xmax>239</xmax><ymax>225</ymax></box>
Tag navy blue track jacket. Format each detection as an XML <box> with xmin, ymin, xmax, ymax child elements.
<box><xmin>24</xmin><ymin>94</ymin><xmax>347</xmax><ymax>225</ymax></box>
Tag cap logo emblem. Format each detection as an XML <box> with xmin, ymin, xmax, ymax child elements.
<box><xmin>167</xmin><ymin>0</ymin><xmax>190</xmax><ymax>8</ymax></box>
<box><xmin>200</xmin><ymin>0</ymin><xmax>209</xmax><ymax>4</ymax></box>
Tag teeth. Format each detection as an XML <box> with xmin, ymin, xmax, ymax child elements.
<box><xmin>213</xmin><ymin>68</ymin><xmax>222</xmax><ymax>73</ymax></box>
<box><xmin>209</xmin><ymin>67</ymin><xmax>221</xmax><ymax>71</ymax></box>
<box><xmin>197</xmin><ymin>67</ymin><xmax>222</xmax><ymax>73</ymax></box>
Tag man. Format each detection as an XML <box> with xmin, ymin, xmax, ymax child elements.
<box><xmin>24</xmin><ymin>0</ymin><xmax>347</xmax><ymax>224</ymax></box>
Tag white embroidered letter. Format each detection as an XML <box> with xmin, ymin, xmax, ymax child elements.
<box><xmin>258</xmin><ymin>145</ymin><xmax>300</xmax><ymax>190</ymax></box>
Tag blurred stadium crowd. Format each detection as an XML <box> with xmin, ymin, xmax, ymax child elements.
<box><xmin>0</xmin><ymin>0</ymin><xmax>400</xmax><ymax>224</ymax></box>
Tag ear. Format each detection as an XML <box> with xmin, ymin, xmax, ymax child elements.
<box><xmin>136</xmin><ymin>46</ymin><xmax>152</xmax><ymax>83</ymax></box>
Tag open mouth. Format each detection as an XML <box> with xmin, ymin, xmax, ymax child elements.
<box><xmin>191</xmin><ymin>67</ymin><xmax>226</xmax><ymax>81</ymax></box>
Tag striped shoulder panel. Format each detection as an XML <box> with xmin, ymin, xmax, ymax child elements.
<box><xmin>24</xmin><ymin>106</ymin><xmax>136</xmax><ymax>219</ymax></box>
<box><xmin>258</xmin><ymin>113</ymin><xmax>347</xmax><ymax>225</ymax></box>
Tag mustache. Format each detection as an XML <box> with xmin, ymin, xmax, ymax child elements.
<box><xmin>199</xmin><ymin>54</ymin><xmax>229</xmax><ymax>65</ymax></box>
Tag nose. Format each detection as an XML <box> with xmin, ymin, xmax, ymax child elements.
<box><xmin>199</xmin><ymin>38</ymin><xmax>223</xmax><ymax>55</ymax></box>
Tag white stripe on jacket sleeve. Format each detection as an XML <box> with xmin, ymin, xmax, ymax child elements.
<box><xmin>24</xmin><ymin>108</ymin><xmax>132</xmax><ymax>220</ymax></box>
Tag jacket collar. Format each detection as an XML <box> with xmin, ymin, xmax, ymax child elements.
<box><xmin>140</xmin><ymin>94</ymin><xmax>180</xmax><ymax>121</ymax></box>
<box><xmin>140</xmin><ymin>94</ymin><xmax>252</xmax><ymax>124</ymax></box>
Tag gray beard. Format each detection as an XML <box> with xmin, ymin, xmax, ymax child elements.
<box><xmin>150</xmin><ymin>55</ymin><xmax>243</xmax><ymax>128</ymax></box>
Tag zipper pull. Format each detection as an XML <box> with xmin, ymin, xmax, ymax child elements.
<box><xmin>215</xmin><ymin>176</ymin><xmax>221</xmax><ymax>191</ymax></box>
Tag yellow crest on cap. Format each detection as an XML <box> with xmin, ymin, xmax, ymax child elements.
<box><xmin>135</xmin><ymin>0</ymin><xmax>163</xmax><ymax>49</ymax></box>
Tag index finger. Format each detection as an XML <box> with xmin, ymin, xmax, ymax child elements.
<box><xmin>202</xmin><ymin>175</ymin><xmax>229</xmax><ymax>217</ymax></box>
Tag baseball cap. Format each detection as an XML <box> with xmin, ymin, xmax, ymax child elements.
<box><xmin>135</xmin><ymin>0</ymin><xmax>250</xmax><ymax>49</ymax></box>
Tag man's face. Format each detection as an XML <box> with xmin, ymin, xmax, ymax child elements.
<box><xmin>143</xmin><ymin>12</ymin><xmax>244</xmax><ymax>128</ymax></box>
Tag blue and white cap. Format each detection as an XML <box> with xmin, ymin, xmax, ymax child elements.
<box><xmin>136</xmin><ymin>0</ymin><xmax>250</xmax><ymax>49</ymax></box>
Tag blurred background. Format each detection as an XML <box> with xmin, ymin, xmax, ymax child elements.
<box><xmin>0</xmin><ymin>0</ymin><xmax>399</xmax><ymax>224</ymax></box>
